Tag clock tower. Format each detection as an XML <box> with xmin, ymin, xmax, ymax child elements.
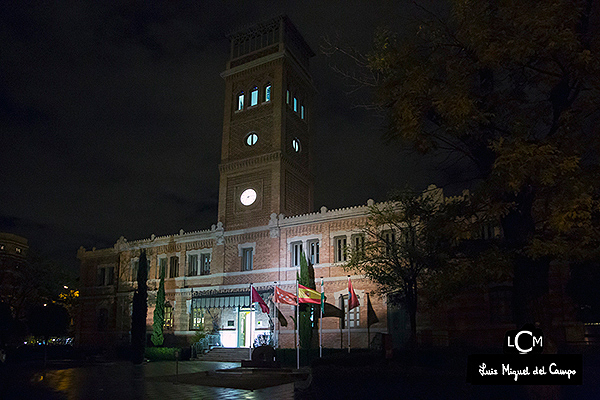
<box><xmin>218</xmin><ymin>16</ymin><xmax>315</xmax><ymax>230</ymax></box>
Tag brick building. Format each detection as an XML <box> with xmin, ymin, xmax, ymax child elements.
<box><xmin>77</xmin><ymin>16</ymin><xmax>582</xmax><ymax>352</ymax></box>
<box><xmin>77</xmin><ymin>16</ymin><xmax>385</xmax><ymax>351</ymax></box>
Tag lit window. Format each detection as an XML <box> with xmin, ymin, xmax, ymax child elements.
<box><xmin>165</xmin><ymin>303</ymin><xmax>173</xmax><ymax>329</ymax></box>
<box><xmin>309</xmin><ymin>241</ymin><xmax>320</xmax><ymax>265</ymax></box>
<box><xmin>242</xmin><ymin>248</ymin><xmax>253</xmax><ymax>271</ymax></box>
<box><xmin>286</xmin><ymin>90</ymin><xmax>290</xmax><ymax>104</ymax></box>
<box><xmin>291</xmin><ymin>243</ymin><xmax>303</xmax><ymax>268</ymax></box>
<box><xmin>265</xmin><ymin>84</ymin><xmax>271</xmax><ymax>102</ymax></box>
<box><xmin>245</xmin><ymin>132</ymin><xmax>258</xmax><ymax>146</ymax></box>
<box><xmin>191</xmin><ymin>308</ymin><xmax>204</xmax><ymax>330</ymax></box>
<box><xmin>292</xmin><ymin>138</ymin><xmax>301</xmax><ymax>153</ymax></box>
<box><xmin>0</xmin><ymin>244</ymin><xmax>4</xmax><ymax>251</ymax></box>
<box><xmin>335</xmin><ymin>237</ymin><xmax>348</xmax><ymax>262</ymax></box>
<box><xmin>250</xmin><ymin>86</ymin><xmax>258</xmax><ymax>106</ymax></box>
<box><xmin>293</xmin><ymin>97</ymin><xmax>298</xmax><ymax>112</ymax></box>
<box><xmin>15</xmin><ymin>247</ymin><xmax>21</xmax><ymax>254</ymax></box>
<box><xmin>301</xmin><ymin>105</ymin><xmax>305</xmax><ymax>119</ymax></box>
<box><xmin>237</xmin><ymin>92</ymin><xmax>244</xmax><ymax>110</ymax></box>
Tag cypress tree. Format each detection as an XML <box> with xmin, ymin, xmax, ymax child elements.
<box><xmin>131</xmin><ymin>250</ymin><xmax>148</xmax><ymax>364</ymax></box>
<box><xmin>151</xmin><ymin>268</ymin><xmax>165</xmax><ymax>346</ymax></box>
<box><xmin>298</xmin><ymin>251</ymin><xmax>317</xmax><ymax>349</ymax></box>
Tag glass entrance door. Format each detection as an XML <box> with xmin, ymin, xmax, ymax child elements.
<box><xmin>238</xmin><ymin>310</ymin><xmax>251</xmax><ymax>347</ymax></box>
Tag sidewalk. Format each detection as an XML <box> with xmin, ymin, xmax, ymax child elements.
<box><xmin>2</xmin><ymin>360</ymin><xmax>298</xmax><ymax>400</ymax></box>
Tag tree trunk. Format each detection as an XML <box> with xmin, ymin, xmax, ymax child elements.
<box><xmin>406</xmin><ymin>281</ymin><xmax>418</xmax><ymax>349</ymax></box>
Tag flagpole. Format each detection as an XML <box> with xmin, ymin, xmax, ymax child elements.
<box><xmin>319</xmin><ymin>277</ymin><xmax>323</xmax><ymax>358</ymax></box>
<box><xmin>348</xmin><ymin>276</ymin><xmax>351</xmax><ymax>354</ymax></box>
<box><xmin>367</xmin><ymin>292</ymin><xmax>371</xmax><ymax>349</ymax></box>
<box><xmin>274</xmin><ymin>281</ymin><xmax>278</xmax><ymax>349</ymax></box>
<box><xmin>296</xmin><ymin>278</ymin><xmax>300</xmax><ymax>369</ymax></box>
<box><xmin>249</xmin><ymin>283</ymin><xmax>253</xmax><ymax>360</ymax></box>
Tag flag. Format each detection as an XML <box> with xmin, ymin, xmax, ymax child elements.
<box><xmin>348</xmin><ymin>277</ymin><xmax>359</xmax><ymax>310</ymax></box>
<box><xmin>276</xmin><ymin>306</ymin><xmax>288</xmax><ymax>327</ymax></box>
<box><xmin>322</xmin><ymin>302</ymin><xmax>344</xmax><ymax>318</ymax></box>
<box><xmin>251</xmin><ymin>286</ymin><xmax>269</xmax><ymax>314</ymax></box>
<box><xmin>298</xmin><ymin>284</ymin><xmax>321</xmax><ymax>304</ymax></box>
<box><xmin>338</xmin><ymin>294</ymin><xmax>345</xmax><ymax>329</ymax></box>
<box><xmin>367</xmin><ymin>293</ymin><xmax>379</xmax><ymax>327</ymax></box>
<box><xmin>274</xmin><ymin>286</ymin><xmax>297</xmax><ymax>305</ymax></box>
<box><xmin>320</xmin><ymin>278</ymin><xmax>325</xmax><ymax>315</ymax></box>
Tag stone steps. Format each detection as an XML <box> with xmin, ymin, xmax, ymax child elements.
<box><xmin>196</xmin><ymin>347</ymin><xmax>251</xmax><ymax>362</ymax></box>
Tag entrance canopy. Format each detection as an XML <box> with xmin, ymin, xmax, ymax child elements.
<box><xmin>192</xmin><ymin>288</ymin><xmax>273</xmax><ymax>309</ymax></box>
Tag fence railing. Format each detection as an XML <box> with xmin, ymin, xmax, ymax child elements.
<box><xmin>191</xmin><ymin>334</ymin><xmax>222</xmax><ymax>358</ymax></box>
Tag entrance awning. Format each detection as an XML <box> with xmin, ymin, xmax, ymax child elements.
<box><xmin>192</xmin><ymin>288</ymin><xmax>273</xmax><ymax>309</ymax></box>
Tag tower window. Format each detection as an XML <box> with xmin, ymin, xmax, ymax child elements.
<box><xmin>293</xmin><ymin>97</ymin><xmax>298</xmax><ymax>112</ymax></box>
<box><xmin>292</xmin><ymin>138</ymin><xmax>301</xmax><ymax>153</ymax></box>
<box><xmin>245</xmin><ymin>132</ymin><xmax>258</xmax><ymax>146</ymax></box>
<box><xmin>301</xmin><ymin>105</ymin><xmax>305</xmax><ymax>119</ymax></box>
<box><xmin>237</xmin><ymin>92</ymin><xmax>244</xmax><ymax>111</ymax></box>
<box><xmin>286</xmin><ymin>90</ymin><xmax>290</xmax><ymax>104</ymax></box>
<box><xmin>265</xmin><ymin>84</ymin><xmax>271</xmax><ymax>102</ymax></box>
<box><xmin>250</xmin><ymin>87</ymin><xmax>259</xmax><ymax>106</ymax></box>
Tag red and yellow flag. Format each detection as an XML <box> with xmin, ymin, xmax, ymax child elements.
<box><xmin>298</xmin><ymin>284</ymin><xmax>321</xmax><ymax>304</ymax></box>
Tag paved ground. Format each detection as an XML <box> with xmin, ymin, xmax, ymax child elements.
<box><xmin>1</xmin><ymin>361</ymin><xmax>298</xmax><ymax>400</ymax></box>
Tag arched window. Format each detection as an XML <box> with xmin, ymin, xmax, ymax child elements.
<box><xmin>237</xmin><ymin>92</ymin><xmax>244</xmax><ymax>111</ymax></box>
<box><xmin>293</xmin><ymin>96</ymin><xmax>298</xmax><ymax>112</ymax></box>
<box><xmin>301</xmin><ymin>105</ymin><xmax>305</xmax><ymax>119</ymax></box>
<box><xmin>264</xmin><ymin>83</ymin><xmax>271</xmax><ymax>102</ymax></box>
<box><xmin>250</xmin><ymin>86</ymin><xmax>259</xmax><ymax>106</ymax></box>
<box><xmin>286</xmin><ymin>89</ymin><xmax>290</xmax><ymax>104</ymax></box>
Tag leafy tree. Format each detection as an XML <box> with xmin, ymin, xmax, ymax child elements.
<box><xmin>150</xmin><ymin>268</ymin><xmax>165</xmax><ymax>346</ymax></box>
<box><xmin>0</xmin><ymin>252</ymin><xmax>75</xmax><ymax>322</ymax></box>
<box><xmin>298</xmin><ymin>252</ymin><xmax>317</xmax><ymax>349</ymax></box>
<box><xmin>131</xmin><ymin>250</ymin><xmax>148</xmax><ymax>364</ymax></box>
<box><xmin>344</xmin><ymin>189</ymin><xmax>457</xmax><ymax>347</ymax></box>
<box><xmin>358</xmin><ymin>0</ymin><xmax>600</xmax><ymax>350</ymax></box>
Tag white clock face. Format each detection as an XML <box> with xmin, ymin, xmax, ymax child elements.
<box><xmin>240</xmin><ymin>188</ymin><xmax>257</xmax><ymax>206</ymax></box>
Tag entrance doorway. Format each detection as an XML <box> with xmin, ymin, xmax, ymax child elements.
<box><xmin>238</xmin><ymin>309</ymin><xmax>251</xmax><ymax>347</ymax></box>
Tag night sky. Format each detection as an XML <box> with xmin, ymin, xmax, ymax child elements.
<box><xmin>1</xmin><ymin>1</ymin><xmax>451</xmax><ymax>272</ymax></box>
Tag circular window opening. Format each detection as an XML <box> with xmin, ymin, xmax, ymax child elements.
<box><xmin>292</xmin><ymin>138</ymin><xmax>301</xmax><ymax>153</ymax></box>
<box><xmin>245</xmin><ymin>133</ymin><xmax>258</xmax><ymax>146</ymax></box>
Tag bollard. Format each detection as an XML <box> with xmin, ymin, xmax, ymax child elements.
<box><xmin>175</xmin><ymin>349</ymin><xmax>180</xmax><ymax>384</ymax></box>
